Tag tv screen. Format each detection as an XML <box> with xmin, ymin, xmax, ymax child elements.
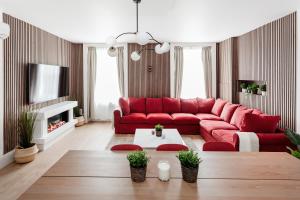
<box><xmin>27</xmin><ymin>64</ymin><xmax>69</xmax><ymax>104</ymax></box>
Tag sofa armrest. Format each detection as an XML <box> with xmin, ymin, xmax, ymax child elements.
<box><xmin>113</xmin><ymin>107</ymin><xmax>122</xmax><ymax>126</ymax></box>
<box><xmin>203</xmin><ymin>141</ymin><xmax>236</xmax><ymax>151</ymax></box>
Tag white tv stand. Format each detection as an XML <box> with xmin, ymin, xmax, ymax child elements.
<box><xmin>32</xmin><ymin>101</ymin><xmax>78</xmax><ymax>151</ymax></box>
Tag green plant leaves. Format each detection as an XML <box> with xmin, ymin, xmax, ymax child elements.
<box><xmin>127</xmin><ymin>151</ymin><xmax>149</xmax><ymax>168</ymax></box>
<box><xmin>18</xmin><ymin>112</ymin><xmax>37</xmax><ymax>148</ymax></box>
<box><xmin>284</xmin><ymin>129</ymin><xmax>300</xmax><ymax>146</ymax></box>
<box><xmin>177</xmin><ymin>150</ymin><xmax>202</xmax><ymax>168</ymax></box>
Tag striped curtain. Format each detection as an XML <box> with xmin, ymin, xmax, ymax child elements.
<box><xmin>174</xmin><ymin>46</ymin><xmax>183</xmax><ymax>98</ymax></box>
<box><xmin>202</xmin><ymin>46</ymin><xmax>213</xmax><ymax>98</ymax></box>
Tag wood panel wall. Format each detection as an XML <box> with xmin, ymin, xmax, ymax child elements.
<box><xmin>128</xmin><ymin>43</ymin><xmax>170</xmax><ymax>97</ymax></box>
<box><xmin>218</xmin><ymin>12</ymin><xmax>296</xmax><ymax>129</ymax></box>
<box><xmin>3</xmin><ymin>14</ymin><xmax>83</xmax><ymax>153</ymax></box>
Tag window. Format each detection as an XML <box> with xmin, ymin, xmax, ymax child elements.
<box><xmin>93</xmin><ymin>48</ymin><xmax>120</xmax><ymax>121</ymax></box>
<box><xmin>181</xmin><ymin>47</ymin><xmax>206</xmax><ymax>99</ymax></box>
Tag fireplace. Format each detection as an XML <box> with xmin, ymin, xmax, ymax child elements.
<box><xmin>47</xmin><ymin>111</ymin><xmax>69</xmax><ymax>133</ymax></box>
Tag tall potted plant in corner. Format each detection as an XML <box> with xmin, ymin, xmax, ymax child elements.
<box><xmin>240</xmin><ymin>82</ymin><xmax>248</xmax><ymax>93</ymax></box>
<box><xmin>14</xmin><ymin>112</ymin><xmax>39</xmax><ymax>163</ymax></box>
<box><xmin>177</xmin><ymin>150</ymin><xmax>202</xmax><ymax>183</ymax></box>
<box><xmin>284</xmin><ymin>129</ymin><xmax>300</xmax><ymax>151</ymax></box>
<box><xmin>127</xmin><ymin>151</ymin><xmax>149</xmax><ymax>182</ymax></box>
<box><xmin>260</xmin><ymin>84</ymin><xmax>267</xmax><ymax>96</ymax></box>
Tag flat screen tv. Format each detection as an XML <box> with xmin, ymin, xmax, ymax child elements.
<box><xmin>27</xmin><ymin>64</ymin><xmax>69</xmax><ymax>104</ymax></box>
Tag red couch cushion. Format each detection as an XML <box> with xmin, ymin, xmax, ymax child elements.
<box><xmin>119</xmin><ymin>98</ymin><xmax>130</xmax><ymax>116</ymax></box>
<box><xmin>239</xmin><ymin>113</ymin><xmax>281</xmax><ymax>133</ymax></box>
<box><xmin>232</xmin><ymin>109</ymin><xmax>253</xmax><ymax>128</ymax></box>
<box><xmin>256</xmin><ymin>133</ymin><xmax>291</xmax><ymax>145</ymax></box>
<box><xmin>220</xmin><ymin>103</ymin><xmax>239</xmax><ymax>123</ymax></box>
<box><xmin>196</xmin><ymin>113</ymin><xmax>222</xmax><ymax>121</ymax></box>
<box><xmin>129</xmin><ymin>98</ymin><xmax>146</xmax><ymax>113</ymax></box>
<box><xmin>212</xmin><ymin>130</ymin><xmax>239</xmax><ymax>149</ymax></box>
<box><xmin>171</xmin><ymin>113</ymin><xmax>200</xmax><ymax>125</ymax></box>
<box><xmin>120</xmin><ymin>113</ymin><xmax>147</xmax><ymax>124</ymax></box>
<box><xmin>252</xmin><ymin>109</ymin><xmax>263</xmax><ymax>115</ymax></box>
<box><xmin>197</xmin><ymin>98</ymin><xmax>215</xmax><ymax>113</ymax></box>
<box><xmin>180</xmin><ymin>98</ymin><xmax>198</xmax><ymax>114</ymax></box>
<box><xmin>146</xmin><ymin>113</ymin><xmax>173</xmax><ymax>124</ymax></box>
<box><xmin>200</xmin><ymin>120</ymin><xmax>238</xmax><ymax>134</ymax></box>
<box><xmin>162</xmin><ymin>97</ymin><xmax>181</xmax><ymax>113</ymax></box>
<box><xmin>211</xmin><ymin>99</ymin><xmax>227</xmax><ymax>116</ymax></box>
<box><xmin>146</xmin><ymin>98</ymin><xmax>163</xmax><ymax>113</ymax></box>
<box><xmin>230</xmin><ymin>106</ymin><xmax>249</xmax><ymax>125</ymax></box>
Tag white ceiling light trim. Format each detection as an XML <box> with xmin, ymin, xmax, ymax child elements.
<box><xmin>106</xmin><ymin>0</ymin><xmax>170</xmax><ymax>61</ymax></box>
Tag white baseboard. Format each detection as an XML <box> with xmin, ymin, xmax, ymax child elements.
<box><xmin>0</xmin><ymin>150</ymin><xmax>14</xmax><ymax>169</ymax></box>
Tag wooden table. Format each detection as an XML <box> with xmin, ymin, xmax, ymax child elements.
<box><xmin>19</xmin><ymin>150</ymin><xmax>300</xmax><ymax>200</ymax></box>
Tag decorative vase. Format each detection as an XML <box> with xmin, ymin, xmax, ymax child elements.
<box><xmin>14</xmin><ymin>144</ymin><xmax>38</xmax><ymax>164</ymax></box>
<box><xmin>75</xmin><ymin>116</ymin><xmax>85</xmax><ymax>127</ymax></box>
<box><xmin>261</xmin><ymin>91</ymin><xmax>266</xmax><ymax>96</ymax></box>
<box><xmin>181</xmin><ymin>165</ymin><xmax>199</xmax><ymax>183</ymax></box>
<box><xmin>130</xmin><ymin>165</ymin><xmax>147</xmax><ymax>182</ymax></box>
<box><xmin>155</xmin><ymin>130</ymin><xmax>162</xmax><ymax>137</ymax></box>
<box><xmin>242</xmin><ymin>88</ymin><xmax>247</xmax><ymax>93</ymax></box>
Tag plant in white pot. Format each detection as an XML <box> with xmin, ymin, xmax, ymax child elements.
<box><xmin>240</xmin><ymin>82</ymin><xmax>248</xmax><ymax>93</ymax></box>
<box><xmin>14</xmin><ymin>112</ymin><xmax>39</xmax><ymax>164</ymax></box>
<box><xmin>260</xmin><ymin>84</ymin><xmax>267</xmax><ymax>96</ymax></box>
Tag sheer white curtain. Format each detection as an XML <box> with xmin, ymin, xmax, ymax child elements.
<box><xmin>92</xmin><ymin>48</ymin><xmax>121</xmax><ymax>121</ymax></box>
<box><xmin>181</xmin><ymin>47</ymin><xmax>206</xmax><ymax>98</ymax></box>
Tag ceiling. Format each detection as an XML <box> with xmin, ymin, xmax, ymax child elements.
<box><xmin>0</xmin><ymin>0</ymin><xmax>299</xmax><ymax>43</ymax></box>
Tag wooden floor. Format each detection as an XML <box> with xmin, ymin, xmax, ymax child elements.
<box><xmin>0</xmin><ymin>122</ymin><xmax>205</xmax><ymax>200</ymax></box>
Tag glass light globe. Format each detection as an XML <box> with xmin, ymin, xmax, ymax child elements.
<box><xmin>160</xmin><ymin>42</ymin><xmax>170</xmax><ymax>53</ymax></box>
<box><xmin>106</xmin><ymin>36</ymin><xmax>117</xmax><ymax>46</ymax></box>
<box><xmin>155</xmin><ymin>44</ymin><xmax>163</xmax><ymax>54</ymax></box>
<box><xmin>131</xmin><ymin>51</ymin><xmax>141</xmax><ymax>61</ymax></box>
<box><xmin>136</xmin><ymin>32</ymin><xmax>149</xmax><ymax>45</ymax></box>
<box><xmin>0</xmin><ymin>22</ymin><xmax>10</xmax><ymax>39</ymax></box>
<box><xmin>107</xmin><ymin>47</ymin><xmax>117</xmax><ymax>57</ymax></box>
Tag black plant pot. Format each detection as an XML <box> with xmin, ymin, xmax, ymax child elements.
<box><xmin>155</xmin><ymin>130</ymin><xmax>162</xmax><ymax>137</ymax></box>
<box><xmin>130</xmin><ymin>165</ymin><xmax>147</xmax><ymax>182</ymax></box>
<box><xmin>181</xmin><ymin>165</ymin><xmax>199</xmax><ymax>183</ymax></box>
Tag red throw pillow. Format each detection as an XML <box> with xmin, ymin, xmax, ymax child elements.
<box><xmin>146</xmin><ymin>98</ymin><xmax>163</xmax><ymax>113</ymax></box>
<box><xmin>129</xmin><ymin>97</ymin><xmax>146</xmax><ymax>113</ymax></box>
<box><xmin>197</xmin><ymin>98</ymin><xmax>215</xmax><ymax>113</ymax></box>
<box><xmin>239</xmin><ymin>113</ymin><xmax>281</xmax><ymax>133</ymax></box>
<box><xmin>234</xmin><ymin>109</ymin><xmax>253</xmax><ymax>129</ymax></box>
<box><xmin>220</xmin><ymin>103</ymin><xmax>239</xmax><ymax>123</ymax></box>
<box><xmin>252</xmin><ymin>109</ymin><xmax>263</xmax><ymax>115</ymax></box>
<box><xmin>230</xmin><ymin>106</ymin><xmax>251</xmax><ymax>125</ymax></box>
<box><xmin>119</xmin><ymin>97</ymin><xmax>130</xmax><ymax>116</ymax></box>
<box><xmin>180</xmin><ymin>98</ymin><xmax>198</xmax><ymax>114</ymax></box>
<box><xmin>162</xmin><ymin>97</ymin><xmax>181</xmax><ymax>114</ymax></box>
<box><xmin>211</xmin><ymin>99</ymin><xmax>227</xmax><ymax>116</ymax></box>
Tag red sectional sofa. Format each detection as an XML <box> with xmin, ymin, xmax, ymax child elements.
<box><xmin>114</xmin><ymin>97</ymin><xmax>292</xmax><ymax>152</ymax></box>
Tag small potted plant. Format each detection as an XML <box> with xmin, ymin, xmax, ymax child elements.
<box><xmin>240</xmin><ymin>82</ymin><xmax>248</xmax><ymax>93</ymax></box>
<box><xmin>14</xmin><ymin>112</ymin><xmax>39</xmax><ymax>163</ymax></box>
<box><xmin>249</xmin><ymin>83</ymin><xmax>259</xmax><ymax>94</ymax></box>
<box><xmin>284</xmin><ymin>129</ymin><xmax>300</xmax><ymax>151</ymax></box>
<box><xmin>260</xmin><ymin>84</ymin><xmax>267</xmax><ymax>96</ymax></box>
<box><xmin>73</xmin><ymin>106</ymin><xmax>85</xmax><ymax>127</ymax></box>
<box><xmin>127</xmin><ymin>151</ymin><xmax>149</xmax><ymax>182</ymax></box>
<box><xmin>155</xmin><ymin>124</ymin><xmax>163</xmax><ymax>137</ymax></box>
<box><xmin>177</xmin><ymin>150</ymin><xmax>202</xmax><ymax>183</ymax></box>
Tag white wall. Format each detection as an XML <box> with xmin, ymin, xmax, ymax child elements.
<box><xmin>0</xmin><ymin>10</ymin><xmax>4</xmax><ymax>156</ymax></box>
<box><xmin>170</xmin><ymin>42</ymin><xmax>217</xmax><ymax>98</ymax></box>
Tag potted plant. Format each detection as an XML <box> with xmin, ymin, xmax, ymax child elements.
<box><xmin>249</xmin><ymin>83</ymin><xmax>259</xmax><ymax>94</ymax></box>
<box><xmin>73</xmin><ymin>106</ymin><xmax>85</xmax><ymax>127</ymax></box>
<box><xmin>127</xmin><ymin>151</ymin><xmax>149</xmax><ymax>182</ymax></box>
<box><xmin>287</xmin><ymin>147</ymin><xmax>300</xmax><ymax>159</ymax></box>
<box><xmin>240</xmin><ymin>82</ymin><xmax>248</xmax><ymax>93</ymax></box>
<box><xmin>177</xmin><ymin>150</ymin><xmax>202</xmax><ymax>183</ymax></box>
<box><xmin>14</xmin><ymin>112</ymin><xmax>39</xmax><ymax>163</ymax></box>
<box><xmin>260</xmin><ymin>84</ymin><xmax>267</xmax><ymax>96</ymax></box>
<box><xmin>155</xmin><ymin>124</ymin><xmax>163</xmax><ymax>137</ymax></box>
<box><xmin>284</xmin><ymin>129</ymin><xmax>300</xmax><ymax>151</ymax></box>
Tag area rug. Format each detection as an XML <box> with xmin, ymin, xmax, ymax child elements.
<box><xmin>105</xmin><ymin>134</ymin><xmax>198</xmax><ymax>151</ymax></box>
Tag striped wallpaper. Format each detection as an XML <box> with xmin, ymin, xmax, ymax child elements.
<box><xmin>128</xmin><ymin>43</ymin><xmax>170</xmax><ymax>97</ymax></box>
<box><xmin>218</xmin><ymin>12</ymin><xmax>296</xmax><ymax>129</ymax></box>
<box><xmin>3</xmin><ymin>14</ymin><xmax>83</xmax><ymax>153</ymax></box>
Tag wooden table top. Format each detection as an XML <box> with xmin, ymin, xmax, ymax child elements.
<box><xmin>20</xmin><ymin>150</ymin><xmax>300</xmax><ymax>200</ymax></box>
<box><xmin>44</xmin><ymin>150</ymin><xmax>300</xmax><ymax>180</ymax></box>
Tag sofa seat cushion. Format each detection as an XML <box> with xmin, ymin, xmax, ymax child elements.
<box><xmin>146</xmin><ymin>98</ymin><xmax>163</xmax><ymax>113</ymax></box>
<box><xmin>220</xmin><ymin>103</ymin><xmax>239</xmax><ymax>123</ymax></box>
<box><xmin>256</xmin><ymin>133</ymin><xmax>291</xmax><ymax>145</ymax></box>
<box><xmin>171</xmin><ymin>113</ymin><xmax>200</xmax><ymax>125</ymax></box>
<box><xmin>146</xmin><ymin>113</ymin><xmax>173</xmax><ymax>124</ymax></box>
<box><xmin>180</xmin><ymin>98</ymin><xmax>198</xmax><ymax>114</ymax></box>
<box><xmin>197</xmin><ymin>98</ymin><xmax>215</xmax><ymax>113</ymax></box>
<box><xmin>120</xmin><ymin>113</ymin><xmax>147</xmax><ymax>124</ymax></box>
<box><xmin>162</xmin><ymin>98</ymin><xmax>181</xmax><ymax>113</ymax></box>
<box><xmin>129</xmin><ymin>98</ymin><xmax>146</xmax><ymax>113</ymax></box>
<box><xmin>196</xmin><ymin>113</ymin><xmax>222</xmax><ymax>121</ymax></box>
<box><xmin>200</xmin><ymin>120</ymin><xmax>238</xmax><ymax>135</ymax></box>
<box><xmin>211</xmin><ymin>99</ymin><xmax>227</xmax><ymax>116</ymax></box>
<box><xmin>211</xmin><ymin>130</ymin><xmax>239</xmax><ymax>149</ymax></box>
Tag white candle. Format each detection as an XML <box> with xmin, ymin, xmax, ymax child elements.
<box><xmin>157</xmin><ymin>161</ymin><xmax>170</xmax><ymax>181</ymax></box>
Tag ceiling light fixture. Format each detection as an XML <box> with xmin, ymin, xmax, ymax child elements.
<box><xmin>106</xmin><ymin>0</ymin><xmax>170</xmax><ymax>61</ymax></box>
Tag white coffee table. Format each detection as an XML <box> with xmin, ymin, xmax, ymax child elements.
<box><xmin>133</xmin><ymin>129</ymin><xmax>186</xmax><ymax>149</ymax></box>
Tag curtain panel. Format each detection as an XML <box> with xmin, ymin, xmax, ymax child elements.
<box><xmin>174</xmin><ymin>46</ymin><xmax>183</xmax><ymax>98</ymax></box>
<box><xmin>202</xmin><ymin>46</ymin><xmax>213</xmax><ymax>98</ymax></box>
